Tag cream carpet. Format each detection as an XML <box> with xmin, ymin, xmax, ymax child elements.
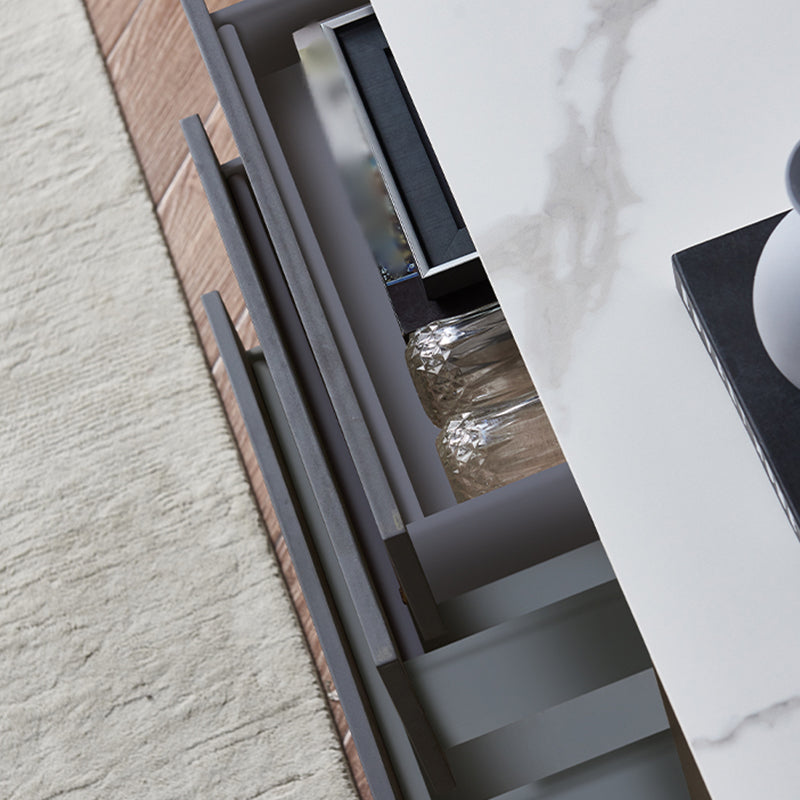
<box><xmin>0</xmin><ymin>2</ymin><xmax>355</xmax><ymax>798</ymax></box>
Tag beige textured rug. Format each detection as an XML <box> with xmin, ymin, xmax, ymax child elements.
<box><xmin>0</xmin><ymin>2</ymin><xmax>355</xmax><ymax>798</ymax></box>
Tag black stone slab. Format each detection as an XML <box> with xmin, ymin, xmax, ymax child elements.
<box><xmin>673</xmin><ymin>211</ymin><xmax>800</xmax><ymax>538</ymax></box>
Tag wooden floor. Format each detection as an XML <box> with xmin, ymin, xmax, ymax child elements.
<box><xmin>81</xmin><ymin>1</ymin><xmax>371</xmax><ymax>797</ymax></box>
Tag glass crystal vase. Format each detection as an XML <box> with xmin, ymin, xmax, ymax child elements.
<box><xmin>405</xmin><ymin>303</ymin><xmax>535</xmax><ymax>427</ymax></box>
<box><xmin>436</xmin><ymin>392</ymin><xmax>565</xmax><ymax>502</ymax></box>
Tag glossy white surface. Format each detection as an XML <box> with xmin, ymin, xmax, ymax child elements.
<box><xmin>753</xmin><ymin>212</ymin><xmax>800</xmax><ymax>390</ymax></box>
<box><xmin>372</xmin><ymin>1</ymin><xmax>800</xmax><ymax>797</ymax></box>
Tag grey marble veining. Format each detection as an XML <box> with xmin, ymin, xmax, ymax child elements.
<box><xmin>692</xmin><ymin>695</ymin><xmax>800</xmax><ymax>751</ymax></box>
<box><xmin>481</xmin><ymin>0</ymin><xmax>655</xmax><ymax>392</ymax></box>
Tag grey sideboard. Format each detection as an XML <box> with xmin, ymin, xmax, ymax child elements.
<box><xmin>179</xmin><ymin>1</ymin><xmax>694</xmax><ymax>798</ymax></box>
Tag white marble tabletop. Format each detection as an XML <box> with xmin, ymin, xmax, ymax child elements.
<box><xmin>372</xmin><ymin>1</ymin><xmax>800</xmax><ymax>797</ymax></box>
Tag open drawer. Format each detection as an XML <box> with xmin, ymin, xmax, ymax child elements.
<box><xmin>179</xmin><ymin>1</ymin><xmax>693</xmax><ymax>798</ymax></box>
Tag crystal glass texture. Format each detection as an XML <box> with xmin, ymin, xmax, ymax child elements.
<box><xmin>436</xmin><ymin>392</ymin><xmax>565</xmax><ymax>502</ymax></box>
<box><xmin>405</xmin><ymin>303</ymin><xmax>535</xmax><ymax>427</ymax></box>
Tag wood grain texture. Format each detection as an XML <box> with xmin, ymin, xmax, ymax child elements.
<box><xmin>106</xmin><ymin>0</ymin><xmax>228</xmax><ymax>202</ymax></box>
<box><xmin>84</xmin><ymin>0</ymin><xmax>142</xmax><ymax>55</ymax></box>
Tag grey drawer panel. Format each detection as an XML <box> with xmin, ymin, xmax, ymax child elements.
<box><xmin>180</xmin><ymin>113</ymin><xmax>442</xmax><ymax>647</ymax></box>
<box><xmin>202</xmin><ymin>291</ymin><xmax>402</xmax><ymax>799</ymax></box>
<box><xmin>409</xmin><ymin>582</ymin><xmax>653</xmax><ymax>749</ymax></box>
<box><xmin>447</xmin><ymin>671</ymin><xmax>675</xmax><ymax>800</ymax></box>
<box><xmin>437</xmin><ymin>542</ymin><xmax>615</xmax><ymax>641</ymax></box>
<box><xmin>223</xmin><ymin>164</ymin><xmax>438</xmax><ymax>657</ymax></box>
<box><xmin>476</xmin><ymin>733</ymin><xmax>689</xmax><ymax>800</ymax></box>
<box><xmin>181</xmin><ymin>0</ymin><xmax>449</xmax><ymax>641</ymax></box>
<box><xmin>181</xmin><ymin>116</ymin><xmax>399</xmax><ymax>664</ymax></box>
<box><xmin>187</xmin><ymin>117</ymin><xmax>458</xmax><ymax>797</ymax></box>
<box><xmin>407</xmin><ymin>470</ymin><xmax>599</xmax><ymax>605</ymax></box>
<box><xmin>183</xmin><ymin>0</ymin><xmax>443</xmax><ymax>525</ymax></box>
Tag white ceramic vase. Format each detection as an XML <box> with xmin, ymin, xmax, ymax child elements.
<box><xmin>752</xmin><ymin>140</ymin><xmax>800</xmax><ymax>390</ymax></box>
